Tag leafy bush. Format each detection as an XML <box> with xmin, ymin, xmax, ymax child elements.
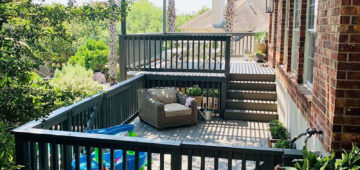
<box><xmin>68</xmin><ymin>39</ymin><xmax>109</xmax><ymax>72</ymax></box>
<box><xmin>186</xmin><ymin>85</ymin><xmax>202</xmax><ymax>96</ymax></box>
<box><xmin>255</xmin><ymin>32</ymin><xmax>268</xmax><ymax>44</ymax></box>
<box><xmin>292</xmin><ymin>149</ymin><xmax>336</xmax><ymax>170</ymax></box>
<box><xmin>274</xmin><ymin>139</ymin><xmax>292</xmax><ymax>149</ymax></box>
<box><xmin>50</xmin><ymin>64</ymin><xmax>104</xmax><ymax>107</ymax></box>
<box><xmin>269</xmin><ymin>120</ymin><xmax>289</xmax><ymax>139</ymax></box>
<box><xmin>0</xmin><ymin>122</ymin><xmax>23</xmax><ymax>170</ymax></box>
<box><xmin>335</xmin><ymin>144</ymin><xmax>360</xmax><ymax>169</ymax></box>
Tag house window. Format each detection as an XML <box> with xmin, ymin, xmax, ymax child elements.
<box><xmin>290</xmin><ymin>0</ymin><xmax>301</xmax><ymax>73</ymax></box>
<box><xmin>303</xmin><ymin>0</ymin><xmax>318</xmax><ymax>88</ymax></box>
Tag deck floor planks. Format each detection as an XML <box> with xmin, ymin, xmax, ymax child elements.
<box><xmin>130</xmin><ymin>117</ymin><xmax>269</xmax><ymax>169</ymax></box>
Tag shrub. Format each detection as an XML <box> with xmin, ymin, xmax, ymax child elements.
<box><xmin>269</xmin><ymin>120</ymin><xmax>289</xmax><ymax>139</ymax></box>
<box><xmin>50</xmin><ymin>64</ymin><xmax>104</xmax><ymax>107</ymax></box>
<box><xmin>203</xmin><ymin>89</ymin><xmax>219</xmax><ymax>97</ymax></box>
<box><xmin>68</xmin><ymin>39</ymin><xmax>109</xmax><ymax>72</ymax></box>
<box><xmin>186</xmin><ymin>85</ymin><xmax>202</xmax><ymax>96</ymax></box>
<box><xmin>335</xmin><ymin>144</ymin><xmax>360</xmax><ymax>169</ymax></box>
<box><xmin>0</xmin><ymin>122</ymin><xmax>23</xmax><ymax>169</ymax></box>
<box><xmin>274</xmin><ymin>139</ymin><xmax>292</xmax><ymax>149</ymax></box>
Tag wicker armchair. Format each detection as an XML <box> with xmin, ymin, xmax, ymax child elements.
<box><xmin>137</xmin><ymin>88</ymin><xmax>198</xmax><ymax>129</ymax></box>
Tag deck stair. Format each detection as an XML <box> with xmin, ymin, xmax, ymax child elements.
<box><xmin>225</xmin><ymin>73</ymin><xmax>278</xmax><ymax>122</ymax></box>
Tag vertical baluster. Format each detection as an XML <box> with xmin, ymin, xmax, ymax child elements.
<box><xmin>165</xmin><ymin>38</ymin><xmax>168</xmax><ymax>69</ymax></box>
<box><xmin>246</xmin><ymin>36</ymin><xmax>249</xmax><ymax>53</ymax></box>
<box><xmin>187</xmin><ymin>39</ymin><xmax>189</xmax><ymax>70</ymax></box>
<box><xmin>30</xmin><ymin>142</ymin><xmax>37</xmax><ymax>170</ymax></box>
<box><xmin>188</xmin><ymin>149</ymin><xmax>192</xmax><ymax>170</ymax></box>
<box><xmin>206</xmin><ymin>81</ymin><xmax>209</xmax><ymax>109</ymax></box>
<box><xmin>143</xmin><ymin>37</ymin><xmax>146</xmax><ymax>69</ymax></box>
<box><xmin>147</xmin><ymin>149</ymin><xmax>152</xmax><ymax>170</ymax></box>
<box><xmin>127</xmin><ymin>37</ymin><xmax>130</xmax><ymax>69</ymax></box>
<box><xmin>132</xmin><ymin>37</ymin><xmax>135</xmax><ymax>69</ymax></box>
<box><xmin>51</xmin><ymin>143</ymin><xmax>59</xmax><ymax>170</ymax></box>
<box><xmin>241</xmin><ymin>152</ymin><xmax>246</xmax><ymax>170</ymax></box>
<box><xmin>135</xmin><ymin>150</ymin><xmax>139</xmax><ymax>170</ymax></box>
<box><xmin>110</xmin><ymin>148</ymin><xmax>115</xmax><ymax>170</ymax></box>
<box><xmin>149</xmin><ymin>37</ymin><xmax>152</xmax><ymax>69</ymax></box>
<box><xmin>98</xmin><ymin>148</ymin><xmax>103</xmax><ymax>170</ymax></box>
<box><xmin>171</xmin><ymin>39</ymin><xmax>173</xmax><ymax>69</ymax></box>
<box><xmin>39</xmin><ymin>142</ymin><xmax>49</xmax><ymax>170</ymax></box>
<box><xmin>214</xmin><ymin>151</ymin><xmax>219</xmax><ymax>170</ymax></box>
<box><xmin>154</xmin><ymin>38</ymin><xmax>157</xmax><ymax>69</ymax></box>
<box><xmin>203</xmin><ymin>40</ymin><xmax>206</xmax><ymax>70</ymax></box>
<box><xmin>255</xmin><ymin>153</ymin><xmax>260</xmax><ymax>169</ymax></box>
<box><xmin>160</xmin><ymin>151</ymin><xmax>164</xmax><ymax>170</ymax></box>
<box><xmin>123</xmin><ymin>149</ymin><xmax>127</xmax><ymax>170</ymax></box>
<box><xmin>201</xmin><ymin>150</ymin><xmax>205</xmax><ymax>170</ymax></box>
<box><xmin>220</xmin><ymin>41</ymin><xmax>223</xmax><ymax>71</ymax></box>
<box><xmin>137</xmin><ymin>37</ymin><xmax>140</xmax><ymax>69</ymax></box>
<box><xmin>192</xmin><ymin>38</ymin><xmax>195</xmax><ymax>70</ymax></box>
<box><xmin>74</xmin><ymin>145</ymin><xmax>80</xmax><ymax>170</ymax></box>
<box><xmin>176</xmin><ymin>40</ymin><xmax>178</xmax><ymax>69</ymax></box>
<box><xmin>198</xmin><ymin>40</ymin><xmax>200</xmax><ymax>69</ymax></box>
<box><xmin>181</xmin><ymin>40</ymin><xmax>184</xmax><ymax>70</ymax></box>
<box><xmin>208</xmin><ymin>40</ymin><xmax>211</xmax><ymax>70</ymax></box>
<box><xmin>250</xmin><ymin>35</ymin><xmax>254</xmax><ymax>53</ymax></box>
<box><xmin>228</xmin><ymin>151</ymin><xmax>232</xmax><ymax>170</ymax></box>
<box><xmin>214</xmin><ymin>40</ymin><xmax>217</xmax><ymax>70</ymax></box>
<box><xmin>160</xmin><ymin>37</ymin><xmax>162</xmax><ymax>69</ymax></box>
<box><xmin>242</xmin><ymin>36</ymin><xmax>245</xmax><ymax>56</ymax></box>
<box><xmin>85</xmin><ymin>146</ymin><xmax>91</xmax><ymax>170</ymax></box>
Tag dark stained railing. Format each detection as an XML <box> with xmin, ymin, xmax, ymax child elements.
<box><xmin>13</xmin><ymin>75</ymin><xmax>301</xmax><ymax>170</ymax></box>
<box><xmin>118</xmin><ymin>33</ymin><xmax>232</xmax><ymax>80</ymax></box>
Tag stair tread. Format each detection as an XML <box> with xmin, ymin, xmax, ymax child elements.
<box><xmin>225</xmin><ymin>109</ymin><xmax>277</xmax><ymax>115</ymax></box>
<box><xmin>229</xmin><ymin>81</ymin><xmax>276</xmax><ymax>84</ymax></box>
<box><xmin>228</xmin><ymin>89</ymin><xmax>276</xmax><ymax>94</ymax></box>
<box><xmin>226</xmin><ymin>99</ymin><xmax>277</xmax><ymax>104</ymax></box>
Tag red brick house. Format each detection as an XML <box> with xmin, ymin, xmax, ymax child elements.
<box><xmin>268</xmin><ymin>0</ymin><xmax>360</xmax><ymax>154</ymax></box>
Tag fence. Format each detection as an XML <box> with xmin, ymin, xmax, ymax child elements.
<box><xmin>13</xmin><ymin>74</ymin><xmax>301</xmax><ymax>170</ymax></box>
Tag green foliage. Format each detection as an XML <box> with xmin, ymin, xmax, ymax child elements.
<box><xmin>255</xmin><ymin>32</ymin><xmax>268</xmax><ymax>44</ymax></box>
<box><xmin>275</xmin><ymin>139</ymin><xmax>292</xmax><ymax>149</ymax></box>
<box><xmin>293</xmin><ymin>149</ymin><xmax>336</xmax><ymax>170</ymax></box>
<box><xmin>335</xmin><ymin>145</ymin><xmax>360</xmax><ymax>170</ymax></box>
<box><xmin>203</xmin><ymin>89</ymin><xmax>219</xmax><ymax>97</ymax></box>
<box><xmin>0</xmin><ymin>122</ymin><xmax>23</xmax><ymax>170</ymax></box>
<box><xmin>68</xmin><ymin>39</ymin><xmax>109</xmax><ymax>72</ymax></box>
<box><xmin>50</xmin><ymin>64</ymin><xmax>104</xmax><ymax>107</ymax></box>
<box><xmin>186</xmin><ymin>85</ymin><xmax>202</xmax><ymax>96</ymax></box>
<box><xmin>255</xmin><ymin>50</ymin><xmax>263</xmax><ymax>56</ymax></box>
<box><xmin>269</xmin><ymin>120</ymin><xmax>290</xmax><ymax>139</ymax></box>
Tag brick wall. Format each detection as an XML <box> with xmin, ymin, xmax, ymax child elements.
<box><xmin>268</xmin><ymin>0</ymin><xmax>279</xmax><ymax>67</ymax></box>
<box><xmin>268</xmin><ymin>0</ymin><xmax>360</xmax><ymax>153</ymax></box>
<box><xmin>275</xmin><ymin>0</ymin><xmax>287</xmax><ymax>65</ymax></box>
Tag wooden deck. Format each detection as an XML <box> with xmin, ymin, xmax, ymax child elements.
<box><xmin>127</xmin><ymin>60</ymin><xmax>275</xmax><ymax>78</ymax></box>
<box><xmin>130</xmin><ymin>117</ymin><xmax>270</xmax><ymax>169</ymax></box>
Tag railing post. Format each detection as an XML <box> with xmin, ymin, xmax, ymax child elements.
<box><xmin>119</xmin><ymin>35</ymin><xmax>127</xmax><ymax>81</ymax></box>
<box><xmin>171</xmin><ymin>148</ymin><xmax>181</xmax><ymax>170</ymax></box>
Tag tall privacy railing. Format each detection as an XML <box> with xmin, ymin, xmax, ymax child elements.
<box><xmin>13</xmin><ymin>74</ymin><xmax>301</xmax><ymax>170</ymax></box>
<box><xmin>118</xmin><ymin>33</ymin><xmax>232</xmax><ymax>80</ymax></box>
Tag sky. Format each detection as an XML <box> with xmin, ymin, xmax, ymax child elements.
<box><xmin>36</xmin><ymin>0</ymin><xmax>212</xmax><ymax>14</ymax></box>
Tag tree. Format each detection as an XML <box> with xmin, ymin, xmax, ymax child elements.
<box><xmin>108</xmin><ymin>0</ymin><xmax>118</xmax><ymax>86</ymax></box>
<box><xmin>224</xmin><ymin>0</ymin><xmax>235</xmax><ymax>32</ymax></box>
<box><xmin>167</xmin><ymin>0</ymin><xmax>176</xmax><ymax>32</ymax></box>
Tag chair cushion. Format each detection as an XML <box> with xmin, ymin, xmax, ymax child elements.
<box><xmin>164</xmin><ymin>103</ymin><xmax>192</xmax><ymax>118</ymax></box>
<box><xmin>147</xmin><ymin>87</ymin><xmax>177</xmax><ymax>104</ymax></box>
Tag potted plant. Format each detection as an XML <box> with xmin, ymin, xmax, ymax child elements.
<box><xmin>186</xmin><ymin>85</ymin><xmax>203</xmax><ymax>107</ymax></box>
<box><xmin>244</xmin><ymin>49</ymin><xmax>251</xmax><ymax>61</ymax></box>
<box><xmin>202</xmin><ymin>89</ymin><xmax>219</xmax><ymax>110</ymax></box>
<box><xmin>254</xmin><ymin>50</ymin><xmax>265</xmax><ymax>62</ymax></box>
<box><xmin>254</xmin><ymin>32</ymin><xmax>268</xmax><ymax>54</ymax></box>
<box><xmin>268</xmin><ymin>120</ymin><xmax>290</xmax><ymax>148</ymax></box>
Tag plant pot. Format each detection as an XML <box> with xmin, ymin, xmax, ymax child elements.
<box><xmin>202</xmin><ymin>97</ymin><xmax>218</xmax><ymax>110</ymax></box>
<box><xmin>255</xmin><ymin>54</ymin><xmax>264</xmax><ymax>62</ymax></box>
<box><xmin>254</xmin><ymin>43</ymin><xmax>267</xmax><ymax>54</ymax></box>
<box><xmin>190</xmin><ymin>96</ymin><xmax>203</xmax><ymax>107</ymax></box>
<box><xmin>268</xmin><ymin>130</ymin><xmax>281</xmax><ymax>148</ymax></box>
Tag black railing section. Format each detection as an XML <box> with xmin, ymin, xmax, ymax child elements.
<box><xmin>118</xmin><ymin>33</ymin><xmax>232</xmax><ymax>79</ymax></box>
<box><xmin>13</xmin><ymin>74</ymin><xmax>301</xmax><ymax>170</ymax></box>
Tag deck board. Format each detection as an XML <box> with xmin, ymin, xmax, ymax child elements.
<box><xmin>130</xmin><ymin>117</ymin><xmax>269</xmax><ymax>169</ymax></box>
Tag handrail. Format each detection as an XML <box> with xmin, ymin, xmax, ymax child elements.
<box><xmin>118</xmin><ymin>33</ymin><xmax>232</xmax><ymax>81</ymax></box>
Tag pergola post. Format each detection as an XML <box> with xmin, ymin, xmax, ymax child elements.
<box><xmin>163</xmin><ymin>0</ymin><xmax>166</xmax><ymax>33</ymax></box>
